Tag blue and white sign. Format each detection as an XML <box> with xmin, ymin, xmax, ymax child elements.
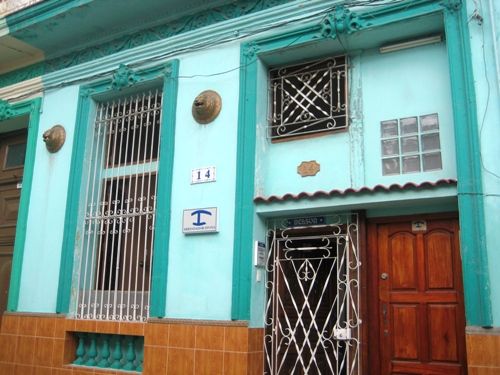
<box><xmin>182</xmin><ymin>207</ymin><xmax>218</xmax><ymax>234</ymax></box>
<box><xmin>191</xmin><ymin>166</ymin><xmax>216</xmax><ymax>184</ymax></box>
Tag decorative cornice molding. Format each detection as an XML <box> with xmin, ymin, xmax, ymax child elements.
<box><xmin>110</xmin><ymin>64</ymin><xmax>139</xmax><ymax>91</ymax></box>
<box><xmin>0</xmin><ymin>0</ymin><xmax>291</xmax><ymax>88</ymax></box>
<box><xmin>0</xmin><ymin>99</ymin><xmax>14</xmax><ymax>120</ymax></box>
<box><xmin>319</xmin><ymin>6</ymin><xmax>363</xmax><ymax>39</ymax></box>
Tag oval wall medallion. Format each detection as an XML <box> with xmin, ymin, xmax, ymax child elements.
<box><xmin>43</xmin><ymin>125</ymin><xmax>66</xmax><ymax>153</ymax></box>
<box><xmin>192</xmin><ymin>90</ymin><xmax>222</xmax><ymax>124</ymax></box>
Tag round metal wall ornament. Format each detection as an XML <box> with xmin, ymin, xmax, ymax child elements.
<box><xmin>43</xmin><ymin>124</ymin><xmax>66</xmax><ymax>153</ymax></box>
<box><xmin>192</xmin><ymin>90</ymin><xmax>222</xmax><ymax>124</ymax></box>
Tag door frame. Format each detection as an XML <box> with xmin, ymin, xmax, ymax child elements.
<box><xmin>0</xmin><ymin>97</ymin><xmax>42</xmax><ymax>312</ymax></box>
<box><xmin>366</xmin><ymin>212</ymin><xmax>464</xmax><ymax>375</ymax></box>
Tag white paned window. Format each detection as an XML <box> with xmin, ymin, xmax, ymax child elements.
<box><xmin>381</xmin><ymin>113</ymin><xmax>442</xmax><ymax>175</ymax></box>
<box><xmin>269</xmin><ymin>56</ymin><xmax>348</xmax><ymax>141</ymax></box>
<box><xmin>75</xmin><ymin>90</ymin><xmax>162</xmax><ymax>321</ymax></box>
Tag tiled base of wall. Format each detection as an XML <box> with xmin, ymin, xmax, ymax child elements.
<box><xmin>0</xmin><ymin>313</ymin><xmax>264</xmax><ymax>375</ymax></box>
<box><xmin>467</xmin><ymin>328</ymin><xmax>500</xmax><ymax>375</ymax></box>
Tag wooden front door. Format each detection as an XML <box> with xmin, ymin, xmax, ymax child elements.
<box><xmin>369</xmin><ymin>217</ymin><xmax>467</xmax><ymax>375</ymax></box>
<box><xmin>0</xmin><ymin>130</ymin><xmax>26</xmax><ymax>322</ymax></box>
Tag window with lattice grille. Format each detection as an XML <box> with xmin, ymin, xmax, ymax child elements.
<box><xmin>75</xmin><ymin>90</ymin><xmax>162</xmax><ymax>322</ymax></box>
<box><xmin>269</xmin><ymin>56</ymin><xmax>348</xmax><ymax>141</ymax></box>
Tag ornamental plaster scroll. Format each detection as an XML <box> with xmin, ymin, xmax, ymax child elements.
<box><xmin>319</xmin><ymin>6</ymin><xmax>366</xmax><ymax>39</ymax></box>
<box><xmin>0</xmin><ymin>99</ymin><xmax>13</xmax><ymax>121</ymax></box>
<box><xmin>110</xmin><ymin>64</ymin><xmax>139</xmax><ymax>91</ymax></box>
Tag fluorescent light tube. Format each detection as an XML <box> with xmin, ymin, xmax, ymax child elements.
<box><xmin>379</xmin><ymin>35</ymin><xmax>442</xmax><ymax>54</ymax></box>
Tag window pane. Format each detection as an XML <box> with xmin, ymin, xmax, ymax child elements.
<box><xmin>381</xmin><ymin>120</ymin><xmax>398</xmax><ymax>138</ymax></box>
<box><xmin>420</xmin><ymin>113</ymin><xmax>439</xmax><ymax>132</ymax></box>
<box><xmin>401</xmin><ymin>136</ymin><xmax>419</xmax><ymax>154</ymax></box>
<box><xmin>423</xmin><ymin>152</ymin><xmax>442</xmax><ymax>171</ymax></box>
<box><xmin>382</xmin><ymin>157</ymin><xmax>400</xmax><ymax>175</ymax></box>
<box><xmin>402</xmin><ymin>155</ymin><xmax>420</xmax><ymax>173</ymax></box>
<box><xmin>421</xmin><ymin>133</ymin><xmax>440</xmax><ymax>151</ymax></box>
<box><xmin>5</xmin><ymin>143</ymin><xmax>26</xmax><ymax>168</ymax></box>
<box><xmin>381</xmin><ymin>138</ymin><xmax>399</xmax><ymax>156</ymax></box>
<box><xmin>400</xmin><ymin>117</ymin><xmax>418</xmax><ymax>135</ymax></box>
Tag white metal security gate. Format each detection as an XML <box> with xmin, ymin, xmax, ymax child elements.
<box><xmin>264</xmin><ymin>214</ymin><xmax>360</xmax><ymax>375</ymax></box>
<box><xmin>74</xmin><ymin>90</ymin><xmax>162</xmax><ymax>322</ymax></box>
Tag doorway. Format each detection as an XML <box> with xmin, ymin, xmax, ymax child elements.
<box><xmin>264</xmin><ymin>214</ymin><xmax>361</xmax><ymax>375</ymax></box>
<box><xmin>0</xmin><ymin>130</ymin><xmax>27</xmax><ymax>324</ymax></box>
<box><xmin>368</xmin><ymin>216</ymin><xmax>467</xmax><ymax>375</ymax></box>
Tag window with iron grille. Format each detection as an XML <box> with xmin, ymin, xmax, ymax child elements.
<box><xmin>75</xmin><ymin>89</ymin><xmax>162</xmax><ymax>322</ymax></box>
<box><xmin>269</xmin><ymin>56</ymin><xmax>348</xmax><ymax>141</ymax></box>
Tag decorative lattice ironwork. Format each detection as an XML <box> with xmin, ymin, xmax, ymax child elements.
<box><xmin>269</xmin><ymin>56</ymin><xmax>348</xmax><ymax>140</ymax></box>
<box><xmin>75</xmin><ymin>90</ymin><xmax>162</xmax><ymax>322</ymax></box>
<box><xmin>265</xmin><ymin>214</ymin><xmax>360</xmax><ymax>375</ymax></box>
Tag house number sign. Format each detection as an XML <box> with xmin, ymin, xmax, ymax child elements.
<box><xmin>191</xmin><ymin>166</ymin><xmax>216</xmax><ymax>184</ymax></box>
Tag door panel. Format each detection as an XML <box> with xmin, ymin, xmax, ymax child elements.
<box><xmin>375</xmin><ymin>218</ymin><xmax>466</xmax><ymax>375</ymax></box>
<box><xmin>0</xmin><ymin>130</ymin><xmax>27</xmax><ymax>321</ymax></box>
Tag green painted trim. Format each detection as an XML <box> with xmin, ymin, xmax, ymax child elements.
<box><xmin>55</xmin><ymin>85</ymin><xmax>92</xmax><ymax>314</ymax></box>
<box><xmin>231</xmin><ymin>0</ymin><xmax>492</xmax><ymax>324</ymax></box>
<box><xmin>231</xmin><ymin>49</ymin><xmax>259</xmax><ymax>320</ymax></box>
<box><xmin>149</xmin><ymin>60</ymin><xmax>179</xmax><ymax>318</ymax></box>
<box><xmin>443</xmin><ymin>2</ymin><xmax>492</xmax><ymax>326</ymax></box>
<box><xmin>2</xmin><ymin>98</ymin><xmax>42</xmax><ymax>311</ymax></box>
<box><xmin>56</xmin><ymin>62</ymin><xmax>179</xmax><ymax>314</ymax></box>
<box><xmin>0</xmin><ymin>0</ymin><xmax>292</xmax><ymax>89</ymax></box>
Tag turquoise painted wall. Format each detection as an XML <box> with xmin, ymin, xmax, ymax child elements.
<box><xmin>17</xmin><ymin>86</ymin><xmax>79</xmax><ymax>312</ymax></box>
<box><xmin>255</xmin><ymin>42</ymin><xmax>457</xmax><ymax>199</ymax></box>
<box><xmin>467</xmin><ymin>0</ymin><xmax>500</xmax><ymax>326</ymax></box>
<box><xmin>165</xmin><ymin>44</ymin><xmax>240</xmax><ymax>320</ymax></box>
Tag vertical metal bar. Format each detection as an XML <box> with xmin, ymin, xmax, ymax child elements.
<box><xmin>110</xmin><ymin>97</ymin><xmax>128</xmax><ymax>320</ymax></box>
<box><xmin>137</xmin><ymin>91</ymin><xmax>153</xmax><ymax>321</ymax></box>
<box><xmin>94</xmin><ymin>100</ymin><xmax>114</xmax><ymax>320</ymax></box>
<box><xmin>118</xmin><ymin>96</ymin><xmax>135</xmax><ymax>321</ymax></box>
<box><xmin>126</xmin><ymin>94</ymin><xmax>141</xmax><ymax>320</ymax></box>
<box><xmin>103</xmin><ymin>98</ymin><xmax>120</xmax><ymax>320</ymax></box>
<box><xmin>131</xmin><ymin>92</ymin><xmax>148</xmax><ymax>321</ymax></box>
<box><xmin>146</xmin><ymin>90</ymin><xmax>162</xmax><ymax>315</ymax></box>
<box><xmin>86</xmin><ymin>103</ymin><xmax>107</xmax><ymax>319</ymax></box>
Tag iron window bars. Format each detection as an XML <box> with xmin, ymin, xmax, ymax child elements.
<box><xmin>269</xmin><ymin>56</ymin><xmax>348</xmax><ymax>141</ymax></box>
<box><xmin>75</xmin><ymin>90</ymin><xmax>162</xmax><ymax>321</ymax></box>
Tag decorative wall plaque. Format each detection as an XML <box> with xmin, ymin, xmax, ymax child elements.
<box><xmin>297</xmin><ymin>160</ymin><xmax>320</xmax><ymax>177</ymax></box>
<box><xmin>43</xmin><ymin>125</ymin><xmax>66</xmax><ymax>153</ymax></box>
<box><xmin>192</xmin><ymin>90</ymin><xmax>222</xmax><ymax>124</ymax></box>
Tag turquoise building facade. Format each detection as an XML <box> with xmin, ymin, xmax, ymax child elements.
<box><xmin>0</xmin><ymin>0</ymin><xmax>498</xmax><ymax>374</ymax></box>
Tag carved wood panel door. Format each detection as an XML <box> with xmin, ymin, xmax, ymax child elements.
<box><xmin>0</xmin><ymin>130</ymin><xmax>26</xmax><ymax>321</ymax></box>
<box><xmin>375</xmin><ymin>218</ymin><xmax>467</xmax><ymax>375</ymax></box>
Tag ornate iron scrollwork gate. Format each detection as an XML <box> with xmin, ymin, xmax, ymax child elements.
<box><xmin>264</xmin><ymin>214</ymin><xmax>360</xmax><ymax>375</ymax></box>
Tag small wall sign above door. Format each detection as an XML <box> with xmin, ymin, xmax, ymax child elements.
<box><xmin>286</xmin><ymin>216</ymin><xmax>326</xmax><ymax>227</ymax></box>
<box><xmin>412</xmin><ymin>220</ymin><xmax>427</xmax><ymax>232</ymax></box>
<box><xmin>183</xmin><ymin>207</ymin><xmax>218</xmax><ymax>234</ymax></box>
<box><xmin>191</xmin><ymin>166</ymin><xmax>216</xmax><ymax>184</ymax></box>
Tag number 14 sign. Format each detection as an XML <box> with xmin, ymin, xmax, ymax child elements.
<box><xmin>191</xmin><ymin>166</ymin><xmax>216</xmax><ymax>184</ymax></box>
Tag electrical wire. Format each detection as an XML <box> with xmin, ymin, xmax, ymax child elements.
<box><xmin>1</xmin><ymin>0</ymin><xmax>411</xmax><ymax>102</ymax></box>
